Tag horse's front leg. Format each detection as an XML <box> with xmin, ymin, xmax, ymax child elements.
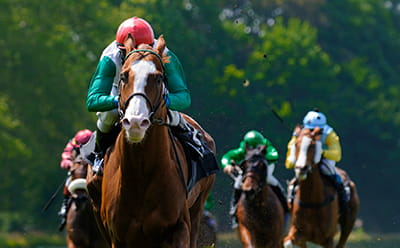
<box><xmin>167</xmin><ymin>217</ymin><xmax>191</xmax><ymax>248</ymax></box>
<box><xmin>284</xmin><ymin>227</ymin><xmax>307</xmax><ymax>248</ymax></box>
<box><xmin>238</xmin><ymin>224</ymin><xmax>255</xmax><ymax>248</ymax></box>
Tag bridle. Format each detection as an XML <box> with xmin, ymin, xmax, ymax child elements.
<box><xmin>118</xmin><ymin>49</ymin><xmax>168</xmax><ymax>125</ymax></box>
<box><xmin>242</xmin><ymin>155</ymin><xmax>268</xmax><ymax>195</ymax></box>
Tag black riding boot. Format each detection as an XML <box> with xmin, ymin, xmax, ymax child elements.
<box><xmin>271</xmin><ymin>184</ymin><xmax>289</xmax><ymax>213</ymax></box>
<box><xmin>93</xmin><ymin>126</ymin><xmax>120</xmax><ymax>175</ymax></box>
<box><xmin>329</xmin><ymin>174</ymin><xmax>349</xmax><ymax>215</ymax></box>
<box><xmin>229</xmin><ymin>189</ymin><xmax>242</xmax><ymax>229</ymax></box>
<box><xmin>57</xmin><ymin>196</ymin><xmax>71</xmax><ymax>231</ymax></box>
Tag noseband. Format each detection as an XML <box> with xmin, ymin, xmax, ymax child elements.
<box><xmin>118</xmin><ymin>49</ymin><xmax>168</xmax><ymax>124</ymax></box>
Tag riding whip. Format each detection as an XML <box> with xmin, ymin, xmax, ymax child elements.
<box><xmin>41</xmin><ymin>176</ymin><xmax>67</xmax><ymax>213</ymax></box>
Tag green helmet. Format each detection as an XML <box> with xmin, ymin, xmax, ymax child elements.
<box><xmin>242</xmin><ymin>130</ymin><xmax>265</xmax><ymax>148</ymax></box>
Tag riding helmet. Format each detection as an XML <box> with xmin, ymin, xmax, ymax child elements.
<box><xmin>303</xmin><ymin>110</ymin><xmax>327</xmax><ymax>129</ymax></box>
<box><xmin>116</xmin><ymin>17</ymin><xmax>154</xmax><ymax>49</ymax></box>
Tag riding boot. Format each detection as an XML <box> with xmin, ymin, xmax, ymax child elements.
<box><xmin>330</xmin><ymin>174</ymin><xmax>349</xmax><ymax>215</ymax></box>
<box><xmin>93</xmin><ymin>126</ymin><xmax>120</xmax><ymax>175</ymax></box>
<box><xmin>270</xmin><ymin>184</ymin><xmax>289</xmax><ymax>214</ymax></box>
<box><xmin>57</xmin><ymin>196</ymin><xmax>71</xmax><ymax>231</ymax></box>
<box><xmin>229</xmin><ymin>189</ymin><xmax>242</xmax><ymax>229</ymax></box>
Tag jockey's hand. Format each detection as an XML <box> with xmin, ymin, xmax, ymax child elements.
<box><xmin>60</xmin><ymin>159</ymin><xmax>72</xmax><ymax>170</ymax></box>
<box><xmin>223</xmin><ymin>165</ymin><xmax>235</xmax><ymax>175</ymax></box>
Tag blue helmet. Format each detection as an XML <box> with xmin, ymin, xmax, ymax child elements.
<box><xmin>303</xmin><ymin>110</ymin><xmax>327</xmax><ymax>129</ymax></box>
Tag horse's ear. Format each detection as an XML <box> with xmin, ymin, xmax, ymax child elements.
<box><xmin>312</xmin><ymin>127</ymin><xmax>322</xmax><ymax>139</ymax></box>
<box><xmin>293</xmin><ymin>124</ymin><xmax>302</xmax><ymax>137</ymax></box>
<box><xmin>155</xmin><ymin>35</ymin><xmax>166</xmax><ymax>56</ymax></box>
<box><xmin>124</xmin><ymin>34</ymin><xmax>136</xmax><ymax>54</ymax></box>
<box><xmin>245</xmin><ymin>143</ymin><xmax>251</xmax><ymax>152</ymax></box>
<box><xmin>258</xmin><ymin>144</ymin><xmax>267</xmax><ymax>154</ymax></box>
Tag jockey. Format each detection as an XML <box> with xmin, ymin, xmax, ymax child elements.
<box><xmin>58</xmin><ymin>129</ymin><xmax>93</xmax><ymax>230</ymax></box>
<box><xmin>285</xmin><ymin>109</ymin><xmax>349</xmax><ymax>213</ymax></box>
<box><xmin>86</xmin><ymin>17</ymin><xmax>193</xmax><ymax>174</ymax></box>
<box><xmin>221</xmin><ymin>130</ymin><xmax>288</xmax><ymax>229</ymax></box>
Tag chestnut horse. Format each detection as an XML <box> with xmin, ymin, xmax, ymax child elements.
<box><xmin>65</xmin><ymin>155</ymin><xmax>109</xmax><ymax>248</ymax></box>
<box><xmin>283</xmin><ymin>127</ymin><xmax>360</xmax><ymax>248</ymax></box>
<box><xmin>93</xmin><ymin>36</ymin><xmax>216</xmax><ymax>247</ymax></box>
<box><xmin>236</xmin><ymin>145</ymin><xmax>285</xmax><ymax>248</ymax></box>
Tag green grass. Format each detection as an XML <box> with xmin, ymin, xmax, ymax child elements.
<box><xmin>216</xmin><ymin>228</ymin><xmax>400</xmax><ymax>248</ymax></box>
<box><xmin>1</xmin><ymin>229</ymin><xmax>400</xmax><ymax>248</ymax></box>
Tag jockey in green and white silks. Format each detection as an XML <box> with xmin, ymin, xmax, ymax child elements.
<box><xmin>86</xmin><ymin>17</ymin><xmax>191</xmax><ymax>173</ymax></box>
<box><xmin>221</xmin><ymin>130</ymin><xmax>288</xmax><ymax>229</ymax></box>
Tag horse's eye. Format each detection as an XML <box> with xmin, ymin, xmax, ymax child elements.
<box><xmin>120</xmin><ymin>72</ymin><xmax>128</xmax><ymax>84</ymax></box>
<box><xmin>156</xmin><ymin>74</ymin><xmax>163</xmax><ymax>84</ymax></box>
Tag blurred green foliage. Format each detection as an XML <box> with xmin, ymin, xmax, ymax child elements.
<box><xmin>0</xmin><ymin>0</ymin><xmax>399</xmax><ymax>233</ymax></box>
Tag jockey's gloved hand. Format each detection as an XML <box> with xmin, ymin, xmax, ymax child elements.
<box><xmin>163</xmin><ymin>94</ymin><xmax>170</xmax><ymax>108</ymax></box>
<box><xmin>224</xmin><ymin>165</ymin><xmax>235</xmax><ymax>174</ymax></box>
<box><xmin>113</xmin><ymin>96</ymin><xmax>119</xmax><ymax>107</ymax></box>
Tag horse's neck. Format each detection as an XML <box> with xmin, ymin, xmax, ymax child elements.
<box><xmin>244</xmin><ymin>183</ymin><xmax>269</xmax><ymax>208</ymax></box>
<box><xmin>298</xmin><ymin>166</ymin><xmax>325</xmax><ymax>202</ymax></box>
<box><xmin>118</xmin><ymin>125</ymin><xmax>172</xmax><ymax>172</ymax></box>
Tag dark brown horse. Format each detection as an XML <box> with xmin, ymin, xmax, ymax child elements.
<box><xmin>236</xmin><ymin>145</ymin><xmax>285</xmax><ymax>248</ymax></box>
<box><xmin>283</xmin><ymin>127</ymin><xmax>360</xmax><ymax>248</ymax></box>
<box><xmin>65</xmin><ymin>155</ymin><xmax>109</xmax><ymax>248</ymax></box>
<box><xmin>90</xmin><ymin>36</ymin><xmax>216</xmax><ymax>247</ymax></box>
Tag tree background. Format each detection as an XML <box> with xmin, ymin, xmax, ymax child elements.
<box><xmin>0</xmin><ymin>0</ymin><xmax>399</xmax><ymax>233</ymax></box>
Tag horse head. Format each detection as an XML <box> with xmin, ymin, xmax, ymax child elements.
<box><xmin>68</xmin><ymin>155</ymin><xmax>89</xmax><ymax>211</ymax></box>
<box><xmin>292</xmin><ymin>127</ymin><xmax>323</xmax><ymax>181</ymax></box>
<box><xmin>241</xmin><ymin>145</ymin><xmax>268</xmax><ymax>198</ymax></box>
<box><xmin>118</xmin><ymin>36</ymin><xmax>169</xmax><ymax>143</ymax></box>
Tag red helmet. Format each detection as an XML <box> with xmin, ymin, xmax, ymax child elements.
<box><xmin>74</xmin><ymin>129</ymin><xmax>93</xmax><ymax>145</ymax></box>
<box><xmin>116</xmin><ymin>17</ymin><xmax>154</xmax><ymax>48</ymax></box>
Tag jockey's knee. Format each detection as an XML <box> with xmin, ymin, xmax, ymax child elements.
<box><xmin>96</xmin><ymin>110</ymin><xmax>119</xmax><ymax>133</ymax></box>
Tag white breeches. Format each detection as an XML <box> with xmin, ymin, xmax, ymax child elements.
<box><xmin>96</xmin><ymin>109</ymin><xmax>119</xmax><ymax>133</ymax></box>
<box><xmin>320</xmin><ymin>158</ymin><xmax>337</xmax><ymax>176</ymax></box>
<box><xmin>96</xmin><ymin>86</ymin><xmax>119</xmax><ymax>133</ymax></box>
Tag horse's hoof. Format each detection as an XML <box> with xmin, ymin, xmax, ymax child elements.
<box><xmin>284</xmin><ymin>239</ymin><xmax>293</xmax><ymax>248</ymax></box>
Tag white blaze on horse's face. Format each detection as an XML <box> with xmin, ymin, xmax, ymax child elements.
<box><xmin>122</xmin><ymin>60</ymin><xmax>156</xmax><ymax>143</ymax></box>
<box><xmin>295</xmin><ymin>136</ymin><xmax>312</xmax><ymax>180</ymax></box>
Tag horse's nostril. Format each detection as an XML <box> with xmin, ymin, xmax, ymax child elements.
<box><xmin>140</xmin><ymin>119</ymin><xmax>150</xmax><ymax>128</ymax></box>
<box><xmin>122</xmin><ymin>118</ymin><xmax>130</xmax><ymax>128</ymax></box>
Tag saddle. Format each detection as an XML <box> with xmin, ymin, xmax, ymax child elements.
<box><xmin>170</xmin><ymin>125</ymin><xmax>219</xmax><ymax>192</ymax></box>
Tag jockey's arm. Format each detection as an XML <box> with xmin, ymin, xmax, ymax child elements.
<box><xmin>221</xmin><ymin>148</ymin><xmax>244</xmax><ymax>172</ymax></box>
<box><xmin>285</xmin><ymin>136</ymin><xmax>297</xmax><ymax>169</ymax></box>
<box><xmin>164</xmin><ymin>51</ymin><xmax>191</xmax><ymax>111</ymax></box>
<box><xmin>323</xmin><ymin>131</ymin><xmax>342</xmax><ymax>162</ymax></box>
<box><xmin>265</xmin><ymin>142</ymin><xmax>279</xmax><ymax>164</ymax></box>
<box><xmin>86</xmin><ymin>57</ymin><xmax>118</xmax><ymax>112</ymax></box>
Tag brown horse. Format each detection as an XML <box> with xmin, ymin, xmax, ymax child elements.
<box><xmin>236</xmin><ymin>145</ymin><xmax>285</xmax><ymax>248</ymax></box>
<box><xmin>283</xmin><ymin>127</ymin><xmax>360</xmax><ymax>248</ymax></box>
<box><xmin>65</xmin><ymin>155</ymin><xmax>109</xmax><ymax>248</ymax></box>
<box><xmin>91</xmin><ymin>36</ymin><xmax>216</xmax><ymax>247</ymax></box>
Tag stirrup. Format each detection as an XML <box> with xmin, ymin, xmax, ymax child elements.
<box><xmin>93</xmin><ymin>155</ymin><xmax>104</xmax><ymax>176</ymax></box>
